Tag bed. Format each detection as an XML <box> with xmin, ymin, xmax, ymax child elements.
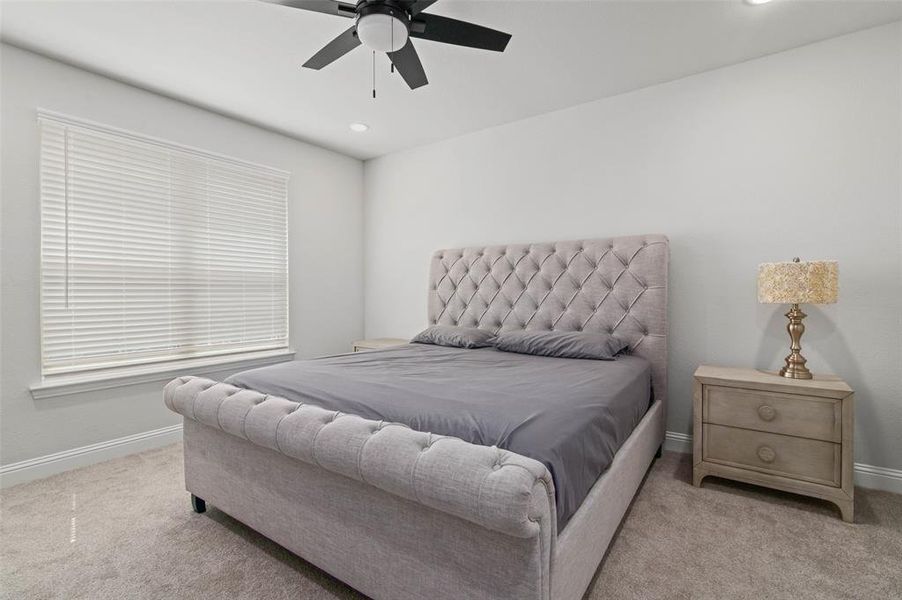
<box><xmin>164</xmin><ymin>234</ymin><xmax>669</xmax><ymax>600</ymax></box>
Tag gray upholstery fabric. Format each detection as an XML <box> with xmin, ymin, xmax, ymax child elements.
<box><xmin>176</xmin><ymin>401</ymin><xmax>662</xmax><ymax>600</ymax></box>
<box><xmin>493</xmin><ymin>330</ymin><xmax>627</xmax><ymax>360</ymax></box>
<box><xmin>410</xmin><ymin>325</ymin><xmax>495</xmax><ymax>348</ymax></box>
<box><xmin>182</xmin><ymin>419</ymin><xmax>554</xmax><ymax>600</ymax></box>
<box><xmin>165</xmin><ymin>376</ymin><xmax>554</xmax><ymax>539</ymax></box>
<box><xmin>552</xmin><ymin>398</ymin><xmax>664</xmax><ymax>600</ymax></box>
<box><xmin>428</xmin><ymin>235</ymin><xmax>668</xmax><ymax>409</ymax></box>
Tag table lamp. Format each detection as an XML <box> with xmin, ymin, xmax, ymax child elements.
<box><xmin>757</xmin><ymin>258</ymin><xmax>838</xmax><ymax>379</ymax></box>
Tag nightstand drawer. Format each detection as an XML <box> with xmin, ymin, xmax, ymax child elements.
<box><xmin>704</xmin><ymin>385</ymin><xmax>840</xmax><ymax>442</ymax></box>
<box><xmin>703</xmin><ymin>424</ymin><xmax>840</xmax><ymax>486</ymax></box>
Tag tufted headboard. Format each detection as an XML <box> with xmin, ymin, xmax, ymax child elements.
<box><xmin>427</xmin><ymin>235</ymin><xmax>669</xmax><ymax>407</ymax></box>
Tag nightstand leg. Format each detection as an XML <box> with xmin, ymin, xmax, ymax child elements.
<box><xmin>692</xmin><ymin>469</ymin><xmax>705</xmax><ymax>488</ymax></box>
<box><xmin>836</xmin><ymin>499</ymin><xmax>854</xmax><ymax>523</ymax></box>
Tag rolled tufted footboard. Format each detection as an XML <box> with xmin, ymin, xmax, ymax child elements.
<box><xmin>165</xmin><ymin>376</ymin><xmax>557</xmax><ymax>600</ymax></box>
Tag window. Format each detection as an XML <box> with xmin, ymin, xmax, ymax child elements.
<box><xmin>39</xmin><ymin>111</ymin><xmax>289</xmax><ymax>376</ymax></box>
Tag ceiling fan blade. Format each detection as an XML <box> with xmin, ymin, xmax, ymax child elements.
<box><xmin>388</xmin><ymin>40</ymin><xmax>428</xmax><ymax>89</ymax></box>
<box><xmin>265</xmin><ymin>0</ymin><xmax>356</xmax><ymax>18</ymax></box>
<box><xmin>407</xmin><ymin>0</ymin><xmax>438</xmax><ymax>16</ymax></box>
<box><xmin>410</xmin><ymin>13</ymin><xmax>511</xmax><ymax>52</ymax></box>
<box><xmin>302</xmin><ymin>26</ymin><xmax>361</xmax><ymax>70</ymax></box>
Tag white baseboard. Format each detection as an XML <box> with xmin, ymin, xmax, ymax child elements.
<box><xmin>2</xmin><ymin>424</ymin><xmax>899</xmax><ymax>495</ymax></box>
<box><xmin>0</xmin><ymin>423</ymin><xmax>183</xmax><ymax>489</ymax></box>
<box><xmin>664</xmin><ymin>430</ymin><xmax>693</xmax><ymax>454</ymax></box>
<box><xmin>851</xmin><ymin>463</ymin><xmax>902</xmax><ymax>495</ymax></box>
<box><xmin>663</xmin><ymin>430</ymin><xmax>902</xmax><ymax>494</ymax></box>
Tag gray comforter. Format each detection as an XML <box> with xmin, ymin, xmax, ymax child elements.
<box><xmin>226</xmin><ymin>344</ymin><xmax>651</xmax><ymax>530</ymax></box>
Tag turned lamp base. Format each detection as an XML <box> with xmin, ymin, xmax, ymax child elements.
<box><xmin>758</xmin><ymin>257</ymin><xmax>838</xmax><ymax>380</ymax></box>
<box><xmin>780</xmin><ymin>362</ymin><xmax>812</xmax><ymax>379</ymax></box>
<box><xmin>779</xmin><ymin>303</ymin><xmax>813</xmax><ymax>380</ymax></box>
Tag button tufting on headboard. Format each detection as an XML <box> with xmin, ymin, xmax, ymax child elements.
<box><xmin>427</xmin><ymin>235</ymin><xmax>669</xmax><ymax>407</ymax></box>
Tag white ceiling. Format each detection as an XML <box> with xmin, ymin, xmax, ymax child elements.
<box><xmin>3</xmin><ymin>0</ymin><xmax>901</xmax><ymax>160</ymax></box>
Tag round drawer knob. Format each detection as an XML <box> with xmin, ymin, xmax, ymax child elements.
<box><xmin>757</xmin><ymin>445</ymin><xmax>776</xmax><ymax>463</ymax></box>
<box><xmin>757</xmin><ymin>404</ymin><xmax>777</xmax><ymax>421</ymax></box>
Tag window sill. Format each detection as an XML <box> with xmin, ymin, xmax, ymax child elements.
<box><xmin>30</xmin><ymin>348</ymin><xmax>296</xmax><ymax>400</ymax></box>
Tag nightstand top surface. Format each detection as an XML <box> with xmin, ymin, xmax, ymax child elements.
<box><xmin>353</xmin><ymin>337</ymin><xmax>409</xmax><ymax>346</ymax></box>
<box><xmin>694</xmin><ymin>365</ymin><xmax>852</xmax><ymax>397</ymax></box>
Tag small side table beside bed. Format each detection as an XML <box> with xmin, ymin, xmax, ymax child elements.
<box><xmin>351</xmin><ymin>337</ymin><xmax>408</xmax><ymax>352</ymax></box>
<box><xmin>693</xmin><ymin>365</ymin><xmax>854</xmax><ymax>522</ymax></box>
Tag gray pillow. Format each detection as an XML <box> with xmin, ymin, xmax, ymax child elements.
<box><xmin>493</xmin><ymin>330</ymin><xmax>627</xmax><ymax>360</ymax></box>
<box><xmin>410</xmin><ymin>325</ymin><xmax>496</xmax><ymax>349</ymax></box>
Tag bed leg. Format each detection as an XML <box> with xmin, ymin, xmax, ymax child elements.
<box><xmin>655</xmin><ymin>444</ymin><xmax>663</xmax><ymax>459</ymax></box>
<box><xmin>191</xmin><ymin>494</ymin><xmax>206</xmax><ymax>514</ymax></box>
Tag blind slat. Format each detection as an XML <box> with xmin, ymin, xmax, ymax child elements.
<box><xmin>40</xmin><ymin>115</ymin><xmax>289</xmax><ymax>375</ymax></box>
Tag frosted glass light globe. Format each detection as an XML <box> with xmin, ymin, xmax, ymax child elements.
<box><xmin>356</xmin><ymin>13</ymin><xmax>408</xmax><ymax>53</ymax></box>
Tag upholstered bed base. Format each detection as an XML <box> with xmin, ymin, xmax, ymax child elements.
<box><xmin>169</xmin><ymin>379</ymin><xmax>664</xmax><ymax>600</ymax></box>
<box><xmin>168</xmin><ymin>234</ymin><xmax>669</xmax><ymax>599</ymax></box>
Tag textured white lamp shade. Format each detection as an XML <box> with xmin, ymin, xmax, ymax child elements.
<box><xmin>758</xmin><ymin>260</ymin><xmax>839</xmax><ymax>305</ymax></box>
<box><xmin>757</xmin><ymin>259</ymin><xmax>838</xmax><ymax>379</ymax></box>
<box><xmin>356</xmin><ymin>13</ymin><xmax>408</xmax><ymax>53</ymax></box>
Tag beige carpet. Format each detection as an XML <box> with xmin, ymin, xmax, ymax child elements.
<box><xmin>2</xmin><ymin>444</ymin><xmax>900</xmax><ymax>600</ymax></box>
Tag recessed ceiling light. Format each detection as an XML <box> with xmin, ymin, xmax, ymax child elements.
<box><xmin>349</xmin><ymin>123</ymin><xmax>369</xmax><ymax>133</ymax></box>
<box><xmin>745</xmin><ymin>0</ymin><xmax>773</xmax><ymax>5</ymax></box>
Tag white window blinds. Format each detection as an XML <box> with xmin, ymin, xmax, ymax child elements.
<box><xmin>39</xmin><ymin>112</ymin><xmax>289</xmax><ymax>376</ymax></box>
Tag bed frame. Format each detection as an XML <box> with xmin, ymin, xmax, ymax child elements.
<box><xmin>165</xmin><ymin>235</ymin><xmax>669</xmax><ymax>600</ymax></box>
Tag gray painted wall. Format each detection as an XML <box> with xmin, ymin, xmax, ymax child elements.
<box><xmin>0</xmin><ymin>45</ymin><xmax>365</xmax><ymax>465</ymax></box>
<box><xmin>363</xmin><ymin>23</ymin><xmax>902</xmax><ymax>470</ymax></box>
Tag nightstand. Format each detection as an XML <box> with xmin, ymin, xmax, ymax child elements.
<box><xmin>352</xmin><ymin>337</ymin><xmax>409</xmax><ymax>352</ymax></box>
<box><xmin>693</xmin><ymin>365</ymin><xmax>854</xmax><ymax>522</ymax></box>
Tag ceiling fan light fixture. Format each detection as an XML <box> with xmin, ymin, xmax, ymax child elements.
<box><xmin>292</xmin><ymin>0</ymin><xmax>512</xmax><ymax>90</ymax></box>
<box><xmin>356</xmin><ymin>12</ymin><xmax>409</xmax><ymax>53</ymax></box>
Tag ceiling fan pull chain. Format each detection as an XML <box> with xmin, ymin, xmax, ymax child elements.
<box><xmin>372</xmin><ymin>50</ymin><xmax>376</xmax><ymax>99</ymax></box>
<box><xmin>390</xmin><ymin>16</ymin><xmax>395</xmax><ymax>73</ymax></box>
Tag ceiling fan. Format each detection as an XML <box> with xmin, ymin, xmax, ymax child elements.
<box><xmin>270</xmin><ymin>0</ymin><xmax>512</xmax><ymax>90</ymax></box>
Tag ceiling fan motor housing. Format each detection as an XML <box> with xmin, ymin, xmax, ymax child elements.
<box><xmin>293</xmin><ymin>0</ymin><xmax>511</xmax><ymax>90</ymax></box>
<box><xmin>355</xmin><ymin>1</ymin><xmax>411</xmax><ymax>53</ymax></box>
